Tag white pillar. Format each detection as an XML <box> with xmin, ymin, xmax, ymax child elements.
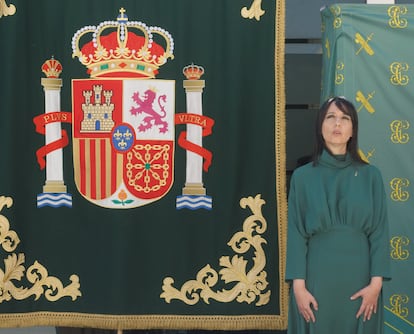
<box><xmin>182</xmin><ymin>65</ymin><xmax>206</xmax><ymax>196</ymax></box>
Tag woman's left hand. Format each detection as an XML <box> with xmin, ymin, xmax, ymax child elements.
<box><xmin>350</xmin><ymin>276</ymin><xmax>383</xmax><ymax>321</ymax></box>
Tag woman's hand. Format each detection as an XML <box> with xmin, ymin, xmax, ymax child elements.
<box><xmin>293</xmin><ymin>279</ymin><xmax>318</xmax><ymax>323</ymax></box>
<box><xmin>350</xmin><ymin>276</ymin><xmax>383</xmax><ymax>321</ymax></box>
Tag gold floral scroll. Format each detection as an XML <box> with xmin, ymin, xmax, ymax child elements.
<box><xmin>161</xmin><ymin>194</ymin><xmax>271</xmax><ymax>306</ymax></box>
<box><xmin>0</xmin><ymin>196</ymin><xmax>82</xmax><ymax>303</ymax></box>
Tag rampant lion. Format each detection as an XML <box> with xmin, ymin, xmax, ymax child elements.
<box><xmin>130</xmin><ymin>89</ymin><xmax>168</xmax><ymax>133</ymax></box>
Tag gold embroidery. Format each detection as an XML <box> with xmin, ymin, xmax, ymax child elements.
<box><xmin>335</xmin><ymin>61</ymin><xmax>344</xmax><ymax>85</ymax></box>
<box><xmin>390</xmin><ymin>236</ymin><xmax>410</xmax><ymax>260</ymax></box>
<box><xmin>358</xmin><ymin>148</ymin><xmax>375</xmax><ymax>163</ymax></box>
<box><xmin>0</xmin><ymin>196</ymin><xmax>81</xmax><ymax>303</ymax></box>
<box><xmin>389</xmin><ymin>294</ymin><xmax>409</xmax><ymax>318</ymax></box>
<box><xmin>241</xmin><ymin>0</ymin><xmax>265</xmax><ymax>21</ymax></box>
<box><xmin>324</xmin><ymin>38</ymin><xmax>330</xmax><ymax>59</ymax></box>
<box><xmin>388</xmin><ymin>6</ymin><xmax>408</xmax><ymax>29</ymax></box>
<box><xmin>390</xmin><ymin>120</ymin><xmax>410</xmax><ymax>144</ymax></box>
<box><xmin>1</xmin><ymin>254</ymin><xmax>81</xmax><ymax>302</ymax></box>
<box><xmin>161</xmin><ymin>194</ymin><xmax>270</xmax><ymax>306</ymax></box>
<box><xmin>0</xmin><ymin>196</ymin><xmax>19</xmax><ymax>252</ymax></box>
<box><xmin>0</xmin><ymin>0</ymin><xmax>15</xmax><ymax>18</ymax></box>
<box><xmin>355</xmin><ymin>33</ymin><xmax>374</xmax><ymax>56</ymax></box>
<box><xmin>390</xmin><ymin>178</ymin><xmax>410</xmax><ymax>202</ymax></box>
<box><xmin>356</xmin><ymin>91</ymin><xmax>375</xmax><ymax>113</ymax></box>
<box><xmin>390</xmin><ymin>62</ymin><xmax>409</xmax><ymax>86</ymax></box>
<box><xmin>330</xmin><ymin>5</ymin><xmax>342</xmax><ymax>29</ymax></box>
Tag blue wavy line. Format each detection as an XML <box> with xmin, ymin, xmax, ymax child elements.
<box><xmin>176</xmin><ymin>203</ymin><xmax>212</xmax><ymax>210</ymax></box>
<box><xmin>37</xmin><ymin>193</ymin><xmax>72</xmax><ymax>200</ymax></box>
<box><xmin>37</xmin><ymin>199</ymin><xmax>72</xmax><ymax>208</ymax></box>
<box><xmin>176</xmin><ymin>195</ymin><xmax>212</xmax><ymax>203</ymax></box>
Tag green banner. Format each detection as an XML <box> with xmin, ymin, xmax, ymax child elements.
<box><xmin>321</xmin><ymin>4</ymin><xmax>414</xmax><ymax>333</ymax></box>
<box><xmin>0</xmin><ymin>0</ymin><xmax>288</xmax><ymax>330</ymax></box>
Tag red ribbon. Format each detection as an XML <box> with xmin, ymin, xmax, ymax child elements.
<box><xmin>175</xmin><ymin>113</ymin><xmax>214</xmax><ymax>172</ymax></box>
<box><xmin>33</xmin><ymin>111</ymin><xmax>72</xmax><ymax>170</ymax></box>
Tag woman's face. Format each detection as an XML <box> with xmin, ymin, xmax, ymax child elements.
<box><xmin>322</xmin><ymin>102</ymin><xmax>353</xmax><ymax>154</ymax></box>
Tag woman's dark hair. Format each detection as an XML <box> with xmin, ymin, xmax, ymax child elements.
<box><xmin>312</xmin><ymin>96</ymin><xmax>367</xmax><ymax>165</ymax></box>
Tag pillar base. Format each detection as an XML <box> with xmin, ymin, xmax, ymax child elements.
<box><xmin>182</xmin><ymin>183</ymin><xmax>206</xmax><ymax>195</ymax></box>
<box><xmin>43</xmin><ymin>180</ymin><xmax>67</xmax><ymax>193</ymax></box>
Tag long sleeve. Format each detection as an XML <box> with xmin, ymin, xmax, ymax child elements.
<box><xmin>285</xmin><ymin>173</ymin><xmax>309</xmax><ymax>281</ymax></box>
<box><xmin>368</xmin><ymin>167</ymin><xmax>391</xmax><ymax>280</ymax></box>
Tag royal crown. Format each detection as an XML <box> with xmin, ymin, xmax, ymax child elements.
<box><xmin>71</xmin><ymin>8</ymin><xmax>174</xmax><ymax>78</ymax></box>
<box><xmin>41</xmin><ymin>57</ymin><xmax>63</xmax><ymax>78</ymax></box>
<box><xmin>183</xmin><ymin>63</ymin><xmax>204</xmax><ymax>80</ymax></box>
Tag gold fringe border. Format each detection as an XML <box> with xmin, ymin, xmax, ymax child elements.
<box><xmin>0</xmin><ymin>312</ymin><xmax>285</xmax><ymax>330</ymax></box>
<box><xmin>274</xmin><ymin>0</ymin><xmax>289</xmax><ymax>330</ymax></box>
<box><xmin>0</xmin><ymin>0</ymin><xmax>288</xmax><ymax>330</ymax></box>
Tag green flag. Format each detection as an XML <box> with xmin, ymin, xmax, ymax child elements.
<box><xmin>0</xmin><ymin>0</ymin><xmax>287</xmax><ymax>330</ymax></box>
<box><xmin>321</xmin><ymin>4</ymin><xmax>414</xmax><ymax>333</ymax></box>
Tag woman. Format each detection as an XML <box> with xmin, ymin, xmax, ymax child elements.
<box><xmin>286</xmin><ymin>96</ymin><xmax>391</xmax><ymax>333</ymax></box>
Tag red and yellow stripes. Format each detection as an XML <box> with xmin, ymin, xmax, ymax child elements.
<box><xmin>73</xmin><ymin>138</ymin><xmax>123</xmax><ymax>200</ymax></box>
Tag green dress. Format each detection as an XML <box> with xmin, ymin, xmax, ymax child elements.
<box><xmin>286</xmin><ymin>150</ymin><xmax>391</xmax><ymax>334</ymax></box>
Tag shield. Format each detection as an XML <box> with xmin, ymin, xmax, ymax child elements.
<box><xmin>72</xmin><ymin>78</ymin><xmax>175</xmax><ymax>208</ymax></box>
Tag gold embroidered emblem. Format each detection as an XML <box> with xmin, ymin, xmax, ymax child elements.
<box><xmin>355</xmin><ymin>33</ymin><xmax>374</xmax><ymax>56</ymax></box>
<box><xmin>335</xmin><ymin>61</ymin><xmax>344</xmax><ymax>85</ymax></box>
<box><xmin>125</xmin><ymin>143</ymin><xmax>171</xmax><ymax>194</ymax></box>
<box><xmin>241</xmin><ymin>0</ymin><xmax>265</xmax><ymax>21</ymax></box>
<box><xmin>390</xmin><ymin>62</ymin><xmax>409</xmax><ymax>86</ymax></box>
<box><xmin>324</xmin><ymin>38</ymin><xmax>330</xmax><ymax>59</ymax></box>
<box><xmin>390</xmin><ymin>236</ymin><xmax>410</xmax><ymax>260</ymax></box>
<box><xmin>80</xmin><ymin>85</ymin><xmax>115</xmax><ymax>132</ymax></box>
<box><xmin>358</xmin><ymin>148</ymin><xmax>375</xmax><ymax>163</ymax></box>
<box><xmin>390</xmin><ymin>120</ymin><xmax>410</xmax><ymax>144</ymax></box>
<box><xmin>356</xmin><ymin>91</ymin><xmax>375</xmax><ymax>113</ymax></box>
<box><xmin>389</xmin><ymin>294</ymin><xmax>409</xmax><ymax>318</ymax></box>
<box><xmin>388</xmin><ymin>6</ymin><xmax>408</xmax><ymax>29</ymax></box>
<box><xmin>0</xmin><ymin>0</ymin><xmax>15</xmax><ymax>18</ymax></box>
<box><xmin>0</xmin><ymin>196</ymin><xmax>81</xmax><ymax>303</ymax></box>
<box><xmin>390</xmin><ymin>178</ymin><xmax>410</xmax><ymax>202</ymax></box>
<box><xmin>330</xmin><ymin>5</ymin><xmax>342</xmax><ymax>29</ymax></box>
<box><xmin>161</xmin><ymin>194</ymin><xmax>270</xmax><ymax>306</ymax></box>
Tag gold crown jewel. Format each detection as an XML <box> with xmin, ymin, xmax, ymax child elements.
<box><xmin>71</xmin><ymin>8</ymin><xmax>174</xmax><ymax>78</ymax></box>
<box><xmin>183</xmin><ymin>63</ymin><xmax>205</xmax><ymax>80</ymax></box>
